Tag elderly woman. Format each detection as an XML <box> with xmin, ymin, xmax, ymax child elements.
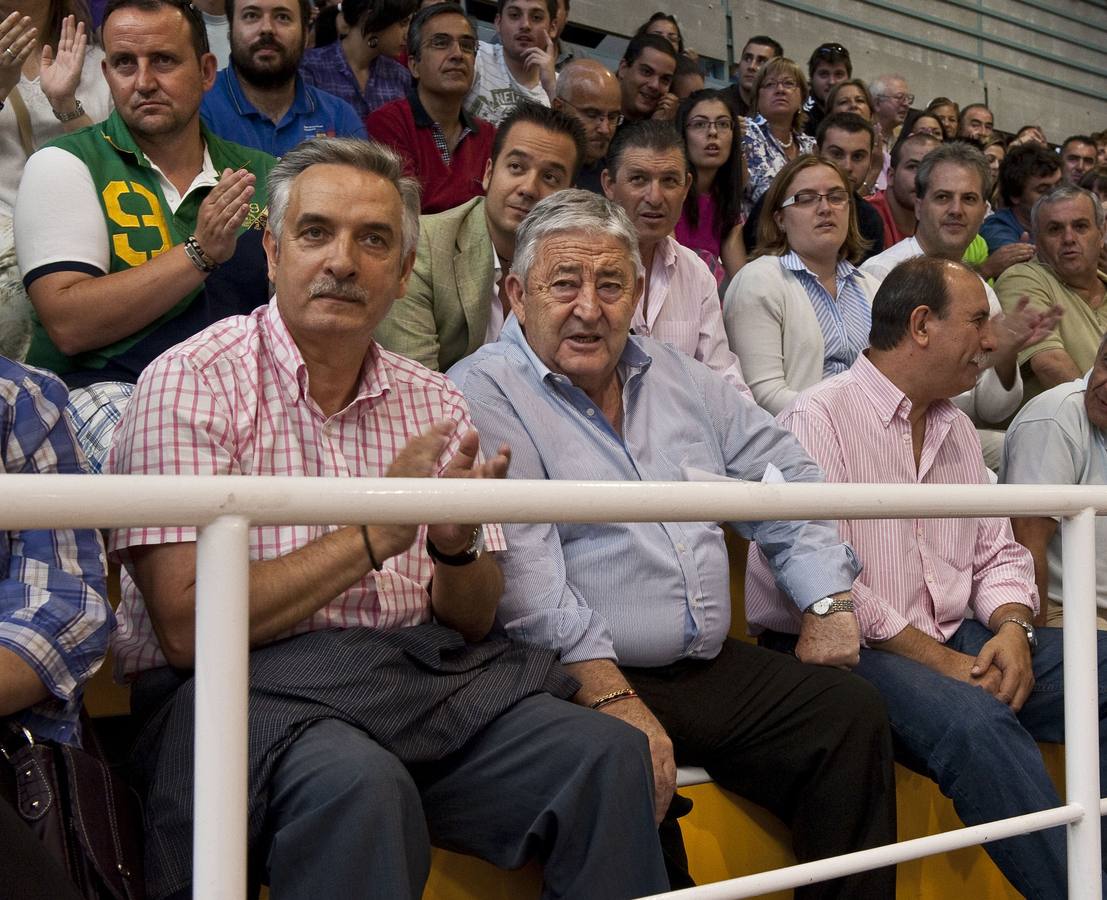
<box><xmin>724</xmin><ymin>154</ymin><xmax>879</xmax><ymax>414</ymax></box>
<box><xmin>740</xmin><ymin>56</ymin><xmax>816</xmax><ymax>216</ymax></box>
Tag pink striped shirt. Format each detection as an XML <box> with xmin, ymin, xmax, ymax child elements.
<box><xmin>107</xmin><ymin>300</ymin><xmax>505</xmax><ymax>678</ymax></box>
<box><xmin>745</xmin><ymin>352</ymin><xmax>1036</xmax><ymax>644</ymax></box>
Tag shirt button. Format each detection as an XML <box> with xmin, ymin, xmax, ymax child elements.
<box><xmin>586</xmin><ymin>408</ymin><xmax>595</xmax><ymax>417</ymax></box>
<box><xmin>677</xmin><ymin>542</ymin><xmax>686</xmax><ymax>552</ymax></box>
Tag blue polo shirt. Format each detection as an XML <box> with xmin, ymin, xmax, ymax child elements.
<box><xmin>201</xmin><ymin>65</ymin><xmax>367</xmax><ymax>157</ymax></box>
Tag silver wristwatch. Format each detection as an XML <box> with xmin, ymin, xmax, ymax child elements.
<box><xmin>806</xmin><ymin>596</ymin><xmax>855</xmax><ymax>617</ymax></box>
<box><xmin>999</xmin><ymin>617</ymin><xmax>1039</xmax><ymax>655</ymax></box>
<box><xmin>52</xmin><ymin>99</ymin><xmax>85</xmax><ymax>123</ymax></box>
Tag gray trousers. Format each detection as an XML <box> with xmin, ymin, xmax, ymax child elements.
<box><xmin>253</xmin><ymin>694</ymin><xmax>667</xmax><ymax>900</ymax></box>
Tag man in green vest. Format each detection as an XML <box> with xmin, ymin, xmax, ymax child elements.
<box><xmin>13</xmin><ymin>0</ymin><xmax>275</xmax><ymax>469</ymax></box>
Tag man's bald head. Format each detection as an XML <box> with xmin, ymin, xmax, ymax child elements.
<box><xmin>554</xmin><ymin>60</ymin><xmax>624</xmax><ymax>165</ymax></box>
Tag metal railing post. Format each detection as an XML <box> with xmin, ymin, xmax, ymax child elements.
<box><xmin>193</xmin><ymin>515</ymin><xmax>251</xmax><ymax>900</ymax></box>
<box><xmin>1062</xmin><ymin>508</ymin><xmax>1102</xmax><ymax>899</ymax></box>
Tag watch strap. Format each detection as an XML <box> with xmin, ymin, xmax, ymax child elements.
<box><xmin>426</xmin><ymin>527</ymin><xmax>483</xmax><ymax>566</ymax></box>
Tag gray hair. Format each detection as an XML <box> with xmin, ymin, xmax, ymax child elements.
<box><xmin>915</xmin><ymin>142</ymin><xmax>992</xmax><ymax>198</ymax></box>
<box><xmin>869</xmin><ymin>73</ymin><xmax>906</xmax><ymax>99</ymax></box>
<box><xmin>512</xmin><ymin>189</ymin><xmax>643</xmax><ymax>285</ymax></box>
<box><xmin>1030</xmin><ymin>183</ymin><xmax>1106</xmax><ymax>238</ymax></box>
<box><xmin>266</xmin><ymin>138</ymin><xmax>421</xmax><ymax>257</ymax></box>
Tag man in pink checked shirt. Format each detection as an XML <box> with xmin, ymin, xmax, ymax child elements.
<box><xmin>106</xmin><ymin>137</ymin><xmax>667</xmax><ymax>900</ymax></box>
<box><xmin>746</xmin><ymin>255</ymin><xmax>1107</xmax><ymax>900</ymax></box>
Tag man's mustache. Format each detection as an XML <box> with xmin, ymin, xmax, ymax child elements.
<box><xmin>308</xmin><ymin>277</ymin><xmax>369</xmax><ymax>302</ymax></box>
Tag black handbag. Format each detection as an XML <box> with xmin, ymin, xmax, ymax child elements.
<box><xmin>0</xmin><ymin>715</ymin><xmax>146</xmax><ymax>900</ymax></box>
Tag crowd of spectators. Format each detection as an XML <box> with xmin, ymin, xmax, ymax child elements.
<box><xmin>0</xmin><ymin>0</ymin><xmax>1106</xmax><ymax>897</ymax></box>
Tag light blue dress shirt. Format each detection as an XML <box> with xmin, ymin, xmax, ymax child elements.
<box><xmin>449</xmin><ymin>316</ymin><xmax>860</xmax><ymax>667</ymax></box>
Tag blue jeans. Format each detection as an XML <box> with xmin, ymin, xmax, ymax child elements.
<box><xmin>853</xmin><ymin>620</ymin><xmax>1107</xmax><ymax>900</ymax></box>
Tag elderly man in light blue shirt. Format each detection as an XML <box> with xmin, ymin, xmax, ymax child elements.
<box><xmin>449</xmin><ymin>189</ymin><xmax>898</xmax><ymax>900</ymax></box>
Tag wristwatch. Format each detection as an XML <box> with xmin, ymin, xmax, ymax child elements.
<box><xmin>806</xmin><ymin>596</ymin><xmax>855</xmax><ymax>617</ymax></box>
<box><xmin>426</xmin><ymin>527</ymin><xmax>484</xmax><ymax>566</ymax></box>
<box><xmin>999</xmin><ymin>617</ymin><xmax>1039</xmax><ymax>655</ymax></box>
<box><xmin>52</xmin><ymin>99</ymin><xmax>85</xmax><ymax>123</ymax></box>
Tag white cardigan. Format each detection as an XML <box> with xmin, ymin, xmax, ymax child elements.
<box><xmin>722</xmin><ymin>255</ymin><xmax>882</xmax><ymax>415</ymax></box>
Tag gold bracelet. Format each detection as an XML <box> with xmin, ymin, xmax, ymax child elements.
<box><xmin>590</xmin><ymin>688</ymin><xmax>638</xmax><ymax>710</ymax></box>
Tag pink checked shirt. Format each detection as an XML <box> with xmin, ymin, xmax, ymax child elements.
<box><xmin>108</xmin><ymin>300</ymin><xmax>505</xmax><ymax>678</ymax></box>
<box><xmin>745</xmin><ymin>352</ymin><xmax>1036</xmax><ymax>644</ymax></box>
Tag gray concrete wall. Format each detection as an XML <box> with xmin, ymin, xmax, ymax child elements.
<box><xmin>563</xmin><ymin>0</ymin><xmax>1106</xmax><ymax>140</ymax></box>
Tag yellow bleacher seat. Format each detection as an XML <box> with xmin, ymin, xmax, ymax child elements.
<box><xmin>88</xmin><ymin>540</ymin><xmax>1067</xmax><ymax>900</ymax></box>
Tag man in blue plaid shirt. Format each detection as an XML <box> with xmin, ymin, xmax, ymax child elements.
<box><xmin>0</xmin><ymin>355</ymin><xmax>112</xmax><ymax>747</ymax></box>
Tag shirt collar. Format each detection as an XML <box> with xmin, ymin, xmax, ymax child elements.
<box><xmin>407</xmin><ymin>84</ymin><xmax>477</xmax><ymax>131</ymax></box>
<box><xmin>499</xmin><ymin>313</ymin><xmax>653</xmax><ymax>390</ymax></box>
<box><xmin>780</xmin><ymin>250</ymin><xmax>859</xmax><ymax>282</ymax></box>
<box><xmin>224</xmin><ymin>65</ymin><xmax>316</xmax><ymax>119</ymax></box>
<box><xmin>851</xmin><ymin>352</ymin><xmax>958</xmax><ymax>429</ymax></box>
<box><xmin>100</xmin><ymin>108</ymin><xmax>251</xmax><ymax>173</ymax></box>
<box><xmin>264</xmin><ymin>299</ymin><xmax>391</xmax><ymax>411</ymax></box>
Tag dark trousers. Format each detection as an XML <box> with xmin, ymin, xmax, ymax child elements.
<box><xmin>623</xmin><ymin>638</ymin><xmax>898</xmax><ymax>900</ymax></box>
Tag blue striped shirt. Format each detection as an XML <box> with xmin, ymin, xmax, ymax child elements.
<box><xmin>449</xmin><ymin>316</ymin><xmax>859</xmax><ymax>667</ymax></box>
<box><xmin>0</xmin><ymin>358</ymin><xmax>112</xmax><ymax>744</ymax></box>
<box><xmin>781</xmin><ymin>251</ymin><xmax>872</xmax><ymax>378</ymax></box>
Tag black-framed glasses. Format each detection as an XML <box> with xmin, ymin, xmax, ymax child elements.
<box><xmin>422</xmin><ymin>34</ymin><xmax>478</xmax><ymax>55</ymax></box>
<box><xmin>686</xmin><ymin>116</ymin><xmax>734</xmax><ymax>134</ymax></box>
<box><xmin>779</xmin><ymin>188</ymin><xmax>851</xmax><ymax>210</ymax></box>
<box><xmin>813</xmin><ymin>43</ymin><xmax>849</xmax><ymax>58</ymax></box>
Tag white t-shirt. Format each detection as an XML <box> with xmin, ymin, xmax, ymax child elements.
<box><xmin>202</xmin><ymin>11</ymin><xmax>231</xmax><ymax>70</ymax></box>
<box><xmin>0</xmin><ymin>45</ymin><xmax>112</xmax><ymax>215</ymax></box>
<box><xmin>464</xmin><ymin>42</ymin><xmax>549</xmax><ymax>127</ymax></box>
<box><xmin>1000</xmin><ymin>374</ymin><xmax>1107</xmax><ymax>609</ymax></box>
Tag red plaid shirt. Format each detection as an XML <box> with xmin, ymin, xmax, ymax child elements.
<box><xmin>108</xmin><ymin>299</ymin><xmax>505</xmax><ymax>678</ymax></box>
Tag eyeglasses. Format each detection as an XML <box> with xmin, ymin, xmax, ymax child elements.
<box><xmin>779</xmin><ymin>188</ymin><xmax>851</xmax><ymax>210</ymax></box>
<box><xmin>421</xmin><ymin>34</ymin><xmax>478</xmax><ymax>55</ymax></box>
<box><xmin>878</xmin><ymin>92</ymin><xmax>915</xmax><ymax>105</ymax></box>
<box><xmin>813</xmin><ymin>43</ymin><xmax>849</xmax><ymax>57</ymax></box>
<box><xmin>761</xmin><ymin>79</ymin><xmax>800</xmax><ymax>92</ymax></box>
<box><xmin>686</xmin><ymin>116</ymin><xmax>734</xmax><ymax>134</ymax></box>
<box><xmin>558</xmin><ymin>99</ymin><xmax>623</xmax><ymax>128</ymax></box>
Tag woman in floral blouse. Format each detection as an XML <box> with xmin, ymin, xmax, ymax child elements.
<box><xmin>740</xmin><ymin>57</ymin><xmax>815</xmax><ymax>218</ymax></box>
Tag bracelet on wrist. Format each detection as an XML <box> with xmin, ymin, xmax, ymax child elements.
<box><xmin>183</xmin><ymin>235</ymin><xmax>218</xmax><ymax>273</ymax></box>
<box><xmin>589</xmin><ymin>688</ymin><xmax>638</xmax><ymax>710</ymax></box>
<box><xmin>52</xmin><ymin>98</ymin><xmax>84</xmax><ymax>123</ymax></box>
<box><xmin>360</xmin><ymin>525</ymin><xmax>382</xmax><ymax>571</ymax></box>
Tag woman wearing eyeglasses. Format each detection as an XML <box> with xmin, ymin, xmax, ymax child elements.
<box><xmin>301</xmin><ymin>0</ymin><xmax>417</xmax><ymax>117</ymax></box>
<box><xmin>723</xmin><ymin>155</ymin><xmax>879</xmax><ymax>414</ymax></box>
<box><xmin>740</xmin><ymin>57</ymin><xmax>816</xmax><ymax>219</ymax></box>
<box><xmin>675</xmin><ymin>89</ymin><xmax>745</xmax><ymax>279</ymax></box>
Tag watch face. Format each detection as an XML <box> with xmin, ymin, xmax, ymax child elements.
<box><xmin>810</xmin><ymin>598</ymin><xmax>832</xmax><ymax>615</ymax></box>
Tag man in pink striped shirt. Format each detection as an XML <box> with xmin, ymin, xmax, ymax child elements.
<box><xmin>747</xmin><ymin>255</ymin><xmax>1107</xmax><ymax>899</ymax></box>
<box><xmin>107</xmin><ymin>138</ymin><xmax>668</xmax><ymax>900</ymax></box>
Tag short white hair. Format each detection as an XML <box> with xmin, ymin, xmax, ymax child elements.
<box><xmin>512</xmin><ymin>189</ymin><xmax>643</xmax><ymax>284</ymax></box>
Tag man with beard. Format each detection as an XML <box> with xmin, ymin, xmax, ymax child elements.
<box><xmin>14</xmin><ymin>0</ymin><xmax>274</xmax><ymax>471</ymax></box>
<box><xmin>200</xmin><ymin>0</ymin><xmax>366</xmax><ymax>156</ymax></box>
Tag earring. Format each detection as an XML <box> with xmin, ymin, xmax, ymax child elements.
<box><xmin>367</xmin><ymin>34</ymin><xmax>379</xmax><ymax>48</ymax></box>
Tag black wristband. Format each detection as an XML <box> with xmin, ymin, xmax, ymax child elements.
<box><xmin>361</xmin><ymin>525</ymin><xmax>381</xmax><ymax>571</ymax></box>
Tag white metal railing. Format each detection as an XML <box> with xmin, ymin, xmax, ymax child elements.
<box><xmin>4</xmin><ymin>475</ymin><xmax>1107</xmax><ymax>900</ymax></box>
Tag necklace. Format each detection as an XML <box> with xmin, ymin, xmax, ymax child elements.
<box><xmin>777</xmin><ymin>132</ymin><xmax>794</xmax><ymax>148</ymax></box>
